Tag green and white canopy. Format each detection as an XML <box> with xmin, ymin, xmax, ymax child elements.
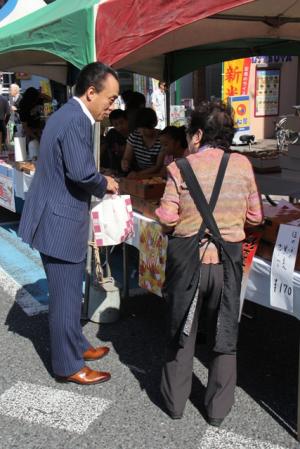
<box><xmin>0</xmin><ymin>0</ymin><xmax>99</xmax><ymax>83</ymax></box>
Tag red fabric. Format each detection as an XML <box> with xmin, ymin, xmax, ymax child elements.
<box><xmin>96</xmin><ymin>0</ymin><xmax>254</xmax><ymax>66</ymax></box>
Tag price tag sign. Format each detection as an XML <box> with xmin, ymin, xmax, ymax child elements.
<box><xmin>271</xmin><ymin>224</ymin><xmax>300</xmax><ymax>313</ymax></box>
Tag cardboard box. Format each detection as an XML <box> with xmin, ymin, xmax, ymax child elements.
<box><xmin>246</xmin><ymin>151</ymin><xmax>280</xmax><ymax>173</ymax></box>
<box><xmin>14</xmin><ymin>161</ymin><xmax>36</xmax><ymax>174</ymax></box>
<box><xmin>119</xmin><ymin>177</ymin><xmax>166</xmax><ymax>200</ymax></box>
<box><xmin>262</xmin><ymin>203</ymin><xmax>300</xmax><ymax>243</ymax></box>
<box><xmin>130</xmin><ymin>196</ymin><xmax>159</xmax><ymax>220</ymax></box>
<box><xmin>257</xmin><ymin>240</ymin><xmax>300</xmax><ymax>271</ymax></box>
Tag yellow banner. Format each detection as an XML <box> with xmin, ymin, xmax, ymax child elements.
<box><xmin>40</xmin><ymin>79</ymin><xmax>52</xmax><ymax>99</ymax></box>
<box><xmin>223</xmin><ymin>58</ymin><xmax>251</xmax><ymax>104</ymax></box>
<box><xmin>230</xmin><ymin>96</ymin><xmax>250</xmax><ymax>131</ymax></box>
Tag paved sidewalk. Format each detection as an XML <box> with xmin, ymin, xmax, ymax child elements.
<box><xmin>0</xmin><ymin>208</ymin><xmax>299</xmax><ymax>449</ymax></box>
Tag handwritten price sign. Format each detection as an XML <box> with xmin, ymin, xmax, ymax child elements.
<box><xmin>271</xmin><ymin>224</ymin><xmax>300</xmax><ymax>313</ymax></box>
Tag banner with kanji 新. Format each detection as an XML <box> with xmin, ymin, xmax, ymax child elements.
<box><xmin>223</xmin><ymin>58</ymin><xmax>251</xmax><ymax>104</ymax></box>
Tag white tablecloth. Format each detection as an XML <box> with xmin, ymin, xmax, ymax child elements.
<box><xmin>245</xmin><ymin>255</ymin><xmax>300</xmax><ymax>320</ymax></box>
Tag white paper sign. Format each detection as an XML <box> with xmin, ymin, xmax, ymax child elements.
<box><xmin>271</xmin><ymin>224</ymin><xmax>300</xmax><ymax>313</ymax></box>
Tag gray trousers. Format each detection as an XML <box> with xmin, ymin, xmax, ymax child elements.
<box><xmin>161</xmin><ymin>263</ymin><xmax>237</xmax><ymax>419</ymax></box>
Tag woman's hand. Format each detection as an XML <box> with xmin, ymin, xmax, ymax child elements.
<box><xmin>126</xmin><ymin>171</ymin><xmax>139</xmax><ymax>179</ymax></box>
<box><xmin>121</xmin><ymin>159</ymin><xmax>130</xmax><ymax>172</ymax></box>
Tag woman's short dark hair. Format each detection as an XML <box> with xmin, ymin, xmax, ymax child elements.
<box><xmin>109</xmin><ymin>109</ymin><xmax>127</xmax><ymax>123</ymax></box>
<box><xmin>74</xmin><ymin>62</ymin><xmax>119</xmax><ymax>97</ymax></box>
<box><xmin>135</xmin><ymin>107</ymin><xmax>158</xmax><ymax>129</ymax></box>
<box><xmin>126</xmin><ymin>91</ymin><xmax>146</xmax><ymax>109</ymax></box>
<box><xmin>160</xmin><ymin>125</ymin><xmax>187</xmax><ymax>148</ymax></box>
<box><xmin>186</xmin><ymin>100</ymin><xmax>235</xmax><ymax>150</ymax></box>
<box><xmin>19</xmin><ymin>87</ymin><xmax>40</xmax><ymax>109</ymax></box>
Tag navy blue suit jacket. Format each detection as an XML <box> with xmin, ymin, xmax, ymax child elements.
<box><xmin>18</xmin><ymin>98</ymin><xmax>107</xmax><ymax>262</ymax></box>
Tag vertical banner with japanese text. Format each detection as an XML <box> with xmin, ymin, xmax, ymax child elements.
<box><xmin>223</xmin><ymin>58</ymin><xmax>251</xmax><ymax>104</ymax></box>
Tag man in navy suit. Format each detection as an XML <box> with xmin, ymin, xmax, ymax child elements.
<box><xmin>18</xmin><ymin>62</ymin><xmax>119</xmax><ymax>385</ymax></box>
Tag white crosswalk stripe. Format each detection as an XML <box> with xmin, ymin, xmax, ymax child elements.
<box><xmin>199</xmin><ymin>427</ymin><xmax>290</xmax><ymax>449</ymax></box>
<box><xmin>0</xmin><ymin>382</ymin><xmax>111</xmax><ymax>434</ymax></box>
<box><xmin>0</xmin><ymin>266</ymin><xmax>48</xmax><ymax>315</ymax></box>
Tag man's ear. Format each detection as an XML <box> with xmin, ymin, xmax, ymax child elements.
<box><xmin>86</xmin><ymin>86</ymin><xmax>96</xmax><ymax>102</ymax></box>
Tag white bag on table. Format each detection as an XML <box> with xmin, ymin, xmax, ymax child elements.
<box><xmin>91</xmin><ymin>194</ymin><xmax>134</xmax><ymax>246</ymax></box>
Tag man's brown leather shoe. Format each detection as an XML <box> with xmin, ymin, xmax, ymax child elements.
<box><xmin>83</xmin><ymin>346</ymin><xmax>110</xmax><ymax>361</ymax></box>
<box><xmin>56</xmin><ymin>366</ymin><xmax>111</xmax><ymax>385</ymax></box>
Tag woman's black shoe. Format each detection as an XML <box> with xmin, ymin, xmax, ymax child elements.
<box><xmin>207</xmin><ymin>417</ymin><xmax>223</xmax><ymax>427</ymax></box>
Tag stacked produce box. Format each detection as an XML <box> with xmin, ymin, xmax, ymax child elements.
<box><xmin>119</xmin><ymin>177</ymin><xmax>166</xmax><ymax>219</ymax></box>
<box><xmin>257</xmin><ymin>201</ymin><xmax>300</xmax><ymax>270</ymax></box>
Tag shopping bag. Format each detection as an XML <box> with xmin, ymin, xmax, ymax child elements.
<box><xmin>91</xmin><ymin>194</ymin><xmax>134</xmax><ymax>246</ymax></box>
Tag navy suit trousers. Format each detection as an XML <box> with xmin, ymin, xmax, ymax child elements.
<box><xmin>41</xmin><ymin>253</ymin><xmax>91</xmax><ymax>377</ymax></box>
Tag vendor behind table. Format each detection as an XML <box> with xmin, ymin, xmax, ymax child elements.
<box><xmin>121</xmin><ymin>107</ymin><xmax>164</xmax><ymax>179</ymax></box>
<box><xmin>159</xmin><ymin>125</ymin><xmax>188</xmax><ymax>178</ymax></box>
<box><xmin>101</xmin><ymin>108</ymin><xmax>129</xmax><ymax>175</ymax></box>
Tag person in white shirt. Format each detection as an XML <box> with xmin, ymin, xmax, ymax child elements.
<box><xmin>151</xmin><ymin>81</ymin><xmax>167</xmax><ymax>130</ymax></box>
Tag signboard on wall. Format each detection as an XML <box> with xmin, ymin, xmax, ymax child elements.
<box><xmin>229</xmin><ymin>95</ymin><xmax>250</xmax><ymax>132</ymax></box>
<box><xmin>15</xmin><ymin>72</ymin><xmax>31</xmax><ymax>80</ymax></box>
<box><xmin>255</xmin><ymin>69</ymin><xmax>280</xmax><ymax>117</ymax></box>
<box><xmin>170</xmin><ymin>105</ymin><xmax>186</xmax><ymax>126</ymax></box>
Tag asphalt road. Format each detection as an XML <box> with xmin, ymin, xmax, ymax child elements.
<box><xmin>0</xmin><ymin>206</ymin><xmax>300</xmax><ymax>449</ymax></box>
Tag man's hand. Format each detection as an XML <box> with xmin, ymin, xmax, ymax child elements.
<box><xmin>104</xmin><ymin>175</ymin><xmax>119</xmax><ymax>194</ymax></box>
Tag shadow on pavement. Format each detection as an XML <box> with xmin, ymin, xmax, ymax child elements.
<box><xmin>96</xmin><ymin>294</ymin><xmax>299</xmax><ymax>438</ymax></box>
<box><xmin>5</xmin><ymin>284</ymin><xmax>52</xmax><ymax>376</ymax></box>
<box><xmin>96</xmin><ymin>293</ymin><xmax>208</xmax><ymax>419</ymax></box>
<box><xmin>237</xmin><ymin>300</ymin><xmax>299</xmax><ymax>439</ymax></box>
<box><xmin>96</xmin><ymin>293</ymin><xmax>167</xmax><ymax>412</ymax></box>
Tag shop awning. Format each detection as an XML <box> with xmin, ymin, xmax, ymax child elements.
<box><xmin>0</xmin><ymin>0</ymin><xmax>99</xmax><ymax>83</ymax></box>
<box><xmin>96</xmin><ymin>0</ymin><xmax>300</xmax><ymax>81</ymax></box>
<box><xmin>0</xmin><ymin>0</ymin><xmax>47</xmax><ymax>27</ymax></box>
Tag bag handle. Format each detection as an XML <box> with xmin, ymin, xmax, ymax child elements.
<box><xmin>176</xmin><ymin>152</ymin><xmax>230</xmax><ymax>238</ymax></box>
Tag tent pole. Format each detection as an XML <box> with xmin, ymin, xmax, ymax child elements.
<box><xmin>164</xmin><ymin>54</ymin><xmax>171</xmax><ymax>126</ymax></box>
<box><xmin>166</xmin><ymin>85</ymin><xmax>170</xmax><ymax>126</ymax></box>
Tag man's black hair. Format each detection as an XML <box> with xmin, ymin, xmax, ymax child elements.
<box><xmin>74</xmin><ymin>62</ymin><xmax>119</xmax><ymax>97</ymax></box>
